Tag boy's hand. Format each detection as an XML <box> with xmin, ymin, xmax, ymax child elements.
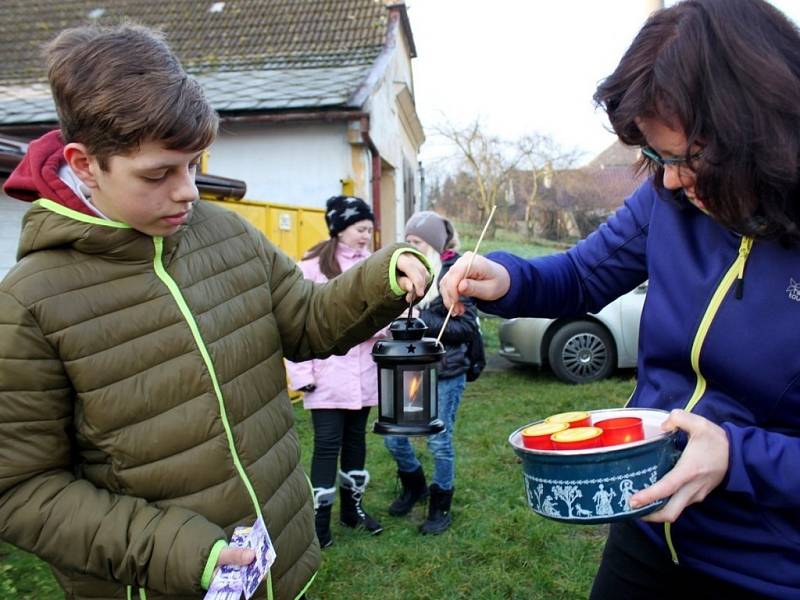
<box><xmin>216</xmin><ymin>546</ymin><xmax>255</xmax><ymax>569</ymax></box>
<box><xmin>396</xmin><ymin>252</ymin><xmax>431</xmax><ymax>303</ymax></box>
<box><xmin>439</xmin><ymin>252</ymin><xmax>511</xmax><ymax>316</ymax></box>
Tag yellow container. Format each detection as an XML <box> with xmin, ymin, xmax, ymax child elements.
<box><xmin>203</xmin><ymin>197</ymin><xmax>327</xmax><ymax>262</ymax></box>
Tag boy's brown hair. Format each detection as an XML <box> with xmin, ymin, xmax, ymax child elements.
<box><xmin>45</xmin><ymin>23</ymin><xmax>218</xmax><ymax>170</ymax></box>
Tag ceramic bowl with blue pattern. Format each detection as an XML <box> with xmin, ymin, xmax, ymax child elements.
<box><xmin>509</xmin><ymin>408</ymin><xmax>680</xmax><ymax>524</ymax></box>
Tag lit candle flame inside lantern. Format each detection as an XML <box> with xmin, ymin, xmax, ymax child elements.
<box><xmin>406</xmin><ymin>373</ymin><xmax>422</xmax><ymax>408</ymax></box>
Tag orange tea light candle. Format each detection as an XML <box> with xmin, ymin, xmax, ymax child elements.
<box><xmin>595</xmin><ymin>416</ymin><xmax>644</xmax><ymax>447</ymax></box>
<box><xmin>550</xmin><ymin>426</ymin><xmax>603</xmax><ymax>450</ymax></box>
<box><xmin>521</xmin><ymin>422</ymin><xmax>569</xmax><ymax>450</ymax></box>
<box><xmin>545</xmin><ymin>411</ymin><xmax>592</xmax><ymax>429</ymax></box>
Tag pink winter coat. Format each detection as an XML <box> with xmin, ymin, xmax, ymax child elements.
<box><xmin>286</xmin><ymin>244</ymin><xmax>385</xmax><ymax>410</ymax></box>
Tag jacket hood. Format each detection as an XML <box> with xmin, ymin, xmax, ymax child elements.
<box><xmin>3</xmin><ymin>129</ymin><xmax>94</xmax><ymax>216</ymax></box>
<box><xmin>15</xmin><ymin>201</ymin><xmax>164</xmax><ymax>265</ymax></box>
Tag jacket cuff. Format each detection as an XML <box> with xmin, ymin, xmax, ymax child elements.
<box><xmin>201</xmin><ymin>539</ymin><xmax>228</xmax><ymax>590</ymax></box>
<box><xmin>388</xmin><ymin>247</ymin><xmax>433</xmax><ymax>296</ymax></box>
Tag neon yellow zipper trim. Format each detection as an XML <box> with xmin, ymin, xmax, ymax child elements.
<box><xmin>664</xmin><ymin>236</ymin><xmax>753</xmax><ymax>564</ymax></box>
<box><xmin>152</xmin><ymin>237</ymin><xmax>263</xmax><ymax>517</ymax></box>
<box><xmin>34</xmin><ymin>203</ymin><xmax>277</xmax><ymax>599</ymax></box>
<box><xmin>33</xmin><ymin>198</ymin><xmax>131</xmax><ymax>228</ymax></box>
<box><xmin>124</xmin><ymin>587</ymin><xmax>146</xmax><ymax>600</ymax></box>
<box><xmin>294</xmin><ymin>571</ymin><xmax>318</xmax><ymax>600</ymax></box>
<box><xmin>152</xmin><ymin>237</ymin><xmax>274</xmax><ymax>600</ymax></box>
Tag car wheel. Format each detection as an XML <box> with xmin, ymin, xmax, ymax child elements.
<box><xmin>547</xmin><ymin>321</ymin><xmax>616</xmax><ymax>384</ymax></box>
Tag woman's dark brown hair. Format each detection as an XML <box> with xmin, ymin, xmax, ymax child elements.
<box><xmin>303</xmin><ymin>238</ymin><xmax>341</xmax><ymax>280</ymax></box>
<box><xmin>594</xmin><ymin>0</ymin><xmax>800</xmax><ymax>242</ymax></box>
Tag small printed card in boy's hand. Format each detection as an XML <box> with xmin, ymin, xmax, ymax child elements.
<box><xmin>203</xmin><ymin>517</ymin><xmax>276</xmax><ymax>600</ymax></box>
<box><xmin>241</xmin><ymin>516</ymin><xmax>276</xmax><ymax>599</ymax></box>
<box><xmin>204</xmin><ymin>563</ymin><xmax>244</xmax><ymax>600</ymax></box>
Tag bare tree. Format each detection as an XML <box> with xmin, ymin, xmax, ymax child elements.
<box><xmin>516</xmin><ymin>134</ymin><xmax>582</xmax><ymax>240</ymax></box>
<box><xmin>433</xmin><ymin>119</ymin><xmax>523</xmax><ymax>237</ymax></box>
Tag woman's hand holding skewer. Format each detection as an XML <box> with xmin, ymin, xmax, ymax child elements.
<box><xmin>439</xmin><ymin>252</ymin><xmax>511</xmax><ymax>316</ymax></box>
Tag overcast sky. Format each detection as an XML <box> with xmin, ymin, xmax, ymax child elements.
<box><xmin>408</xmin><ymin>0</ymin><xmax>800</xmax><ymax>168</ymax></box>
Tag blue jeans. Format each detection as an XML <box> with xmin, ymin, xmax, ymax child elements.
<box><xmin>383</xmin><ymin>373</ymin><xmax>466</xmax><ymax>490</ymax></box>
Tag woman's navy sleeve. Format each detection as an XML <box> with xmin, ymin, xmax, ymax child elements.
<box><xmin>477</xmin><ymin>181</ymin><xmax>655</xmax><ymax>318</ymax></box>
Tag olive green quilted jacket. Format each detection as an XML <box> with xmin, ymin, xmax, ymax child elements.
<box><xmin>0</xmin><ymin>199</ymin><xmax>408</xmax><ymax>599</ymax></box>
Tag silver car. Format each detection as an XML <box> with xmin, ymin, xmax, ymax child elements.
<box><xmin>497</xmin><ymin>283</ymin><xmax>647</xmax><ymax>384</ymax></box>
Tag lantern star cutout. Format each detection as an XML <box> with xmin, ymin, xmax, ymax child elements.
<box><xmin>406</xmin><ymin>344</ymin><xmax>416</xmax><ymax>353</ymax></box>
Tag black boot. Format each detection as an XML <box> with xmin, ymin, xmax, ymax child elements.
<box><xmin>419</xmin><ymin>483</ymin><xmax>453</xmax><ymax>535</ymax></box>
<box><xmin>315</xmin><ymin>504</ymin><xmax>334</xmax><ymax>549</ymax></box>
<box><xmin>388</xmin><ymin>466</ymin><xmax>429</xmax><ymax>516</ymax></box>
<box><xmin>339</xmin><ymin>470</ymin><xmax>383</xmax><ymax>535</ymax></box>
<box><xmin>313</xmin><ymin>486</ymin><xmax>336</xmax><ymax>549</ymax></box>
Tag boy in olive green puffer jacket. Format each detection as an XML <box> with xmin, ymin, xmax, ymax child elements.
<box><xmin>0</xmin><ymin>23</ymin><xmax>429</xmax><ymax>600</ymax></box>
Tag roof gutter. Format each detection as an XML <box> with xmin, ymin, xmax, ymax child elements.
<box><xmin>218</xmin><ymin>110</ymin><xmax>367</xmax><ymax>125</ymax></box>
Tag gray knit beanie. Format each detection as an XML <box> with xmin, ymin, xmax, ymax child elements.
<box><xmin>404</xmin><ymin>211</ymin><xmax>452</xmax><ymax>254</ymax></box>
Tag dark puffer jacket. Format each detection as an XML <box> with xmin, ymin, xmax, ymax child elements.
<box><xmin>0</xmin><ymin>199</ymin><xmax>408</xmax><ymax>599</ymax></box>
<box><xmin>419</xmin><ymin>252</ymin><xmax>481</xmax><ymax>379</ymax></box>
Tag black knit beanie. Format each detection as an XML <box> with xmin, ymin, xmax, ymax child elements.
<box><xmin>325</xmin><ymin>195</ymin><xmax>374</xmax><ymax>237</ymax></box>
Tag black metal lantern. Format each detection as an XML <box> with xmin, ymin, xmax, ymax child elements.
<box><xmin>372</xmin><ymin>316</ymin><xmax>445</xmax><ymax>436</ymax></box>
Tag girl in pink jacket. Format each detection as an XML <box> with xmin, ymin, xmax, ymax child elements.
<box><xmin>286</xmin><ymin>195</ymin><xmax>384</xmax><ymax>548</ymax></box>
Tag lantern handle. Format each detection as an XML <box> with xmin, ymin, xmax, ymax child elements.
<box><xmin>406</xmin><ymin>290</ymin><xmax>416</xmax><ymax>329</ymax></box>
<box><xmin>435</xmin><ymin>205</ymin><xmax>497</xmax><ymax>346</ymax></box>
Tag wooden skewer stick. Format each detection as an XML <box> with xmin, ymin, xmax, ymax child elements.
<box><xmin>435</xmin><ymin>205</ymin><xmax>497</xmax><ymax>346</ymax></box>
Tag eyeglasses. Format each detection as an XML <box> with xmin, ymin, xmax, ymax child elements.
<box><xmin>641</xmin><ymin>146</ymin><xmax>703</xmax><ymax>168</ymax></box>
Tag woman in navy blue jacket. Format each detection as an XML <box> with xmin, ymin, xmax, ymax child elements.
<box><xmin>441</xmin><ymin>1</ymin><xmax>800</xmax><ymax>597</ymax></box>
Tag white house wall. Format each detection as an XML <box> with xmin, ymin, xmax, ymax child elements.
<box><xmin>209</xmin><ymin>121</ymin><xmax>353</xmax><ymax>208</ymax></box>
<box><xmin>0</xmin><ymin>192</ymin><xmax>28</xmax><ymax>280</ymax></box>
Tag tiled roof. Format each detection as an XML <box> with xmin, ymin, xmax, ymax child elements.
<box><xmin>510</xmin><ymin>162</ymin><xmax>646</xmax><ymax>212</ymax></box>
<box><xmin>201</xmin><ymin>65</ymin><xmax>372</xmax><ymax>110</ymax></box>
<box><xmin>587</xmin><ymin>140</ymin><xmax>641</xmax><ymax>169</ymax></box>
<box><xmin>552</xmin><ymin>165</ymin><xmax>646</xmax><ymax>211</ymax></box>
<box><xmin>0</xmin><ymin>0</ymin><xmax>395</xmax><ymax>124</ymax></box>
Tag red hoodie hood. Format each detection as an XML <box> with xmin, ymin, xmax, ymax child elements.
<box><xmin>3</xmin><ymin>129</ymin><xmax>94</xmax><ymax>216</ymax></box>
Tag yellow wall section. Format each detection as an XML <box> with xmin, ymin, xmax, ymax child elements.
<box><xmin>203</xmin><ymin>197</ymin><xmax>327</xmax><ymax>261</ymax></box>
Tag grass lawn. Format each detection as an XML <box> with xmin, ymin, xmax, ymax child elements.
<box><xmin>296</xmin><ymin>367</ymin><xmax>636</xmax><ymax>600</ymax></box>
<box><xmin>0</xmin><ymin>362</ymin><xmax>636</xmax><ymax>599</ymax></box>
